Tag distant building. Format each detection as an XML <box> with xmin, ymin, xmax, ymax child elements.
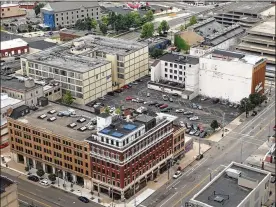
<box><xmin>40</xmin><ymin>2</ymin><xmax>101</xmax><ymax>29</ymax></box>
<box><xmin>1</xmin><ymin>93</ymin><xmax>24</xmax><ymax>148</ymax></box>
<box><xmin>199</xmin><ymin>49</ymin><xmax>266</xmax><ymax>103</ymax></box>
<box><xmin>0</xmin><ymin>38</ymin><xmax>29</xmax><ymax>58</ymax></box>
<box><xmin>0</xmin><ymin>176</ymin><xmax>19</xmax><ymax>207</ymax></box>
<box><xmin>189</xmin><ymin>162</ymin><xmax>271</xmax><ymax>207</ymax></box>
<box><xmin>172</xmin><ymin>125</ymin><xmax>185</xmax><ymax>160</ymax></box>
<box><xmin>236</xmin><ymin>16</ymin><xmax>275</xmax><ymax>79</ymax></box>
<box><xmin>18</xmin><ymin>2</ymin><xmax>37</xmax><ymax>10</ymax></box>
<box><xmin>183</xmin><ymin>18</ymin><xmax>245</xmax><ymax>57</ymax></box>
<box><xmin>86</xmin><ymin>113</ymin><xmax>177</xmax><ymax>200</ymax></box>
<box><xmin>59</xmin><ymin>29</ymin><xmax>88</xmax><ymax>41</ymax></box>
<box><xmin>149</xmin><ymin>53</ymin><xmax>200</xmax><ymax>100</ymax></box>
<box><xmin>1</xmin><ymin>76</ymin><xmax>44</xmax><ymax>106</ymax></box>
<box><xmin>214</xmin><ymin>2</ymin><xmax>274</xmax><ymax>28</ymax></box>
<box><xmin>21</xmin><ymin>35</ymin><xmax>149</xmax><ymax>104</ymax></box>
<box><xmin>0</xmin><ymin>3</ymin><xmax>26</xmax><ymax>19</ymax></box>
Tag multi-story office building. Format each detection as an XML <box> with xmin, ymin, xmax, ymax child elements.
<box><xmin>21</xmin><ymin>35</ymin><xmax>148</xmax><ymax>104</ymax></box>
<box><xmin>189</xmin><ymin>162</ymin><xmax>271</xmax><ymax>207</ymax></box>
<box><xmin>199</xmin><ymin>49</ymin><xmax>266</xmax><ymax>103</ymax></box>
<box><xmin>20</xmin><ymin>43</ymin><xmax>112</xmax><ymax>105</ymax></box>
<box><xmin>1</xmin><ymin>93</ymin><xmax>25</xmax><ymax>148</ymax></box>
<box><xmin>149</xmin><ymin>53</ymin><xmax>199</xmax><ymax>100</ymax></box>
<box><xmin>236</xmin><ymin>16</ymin><xmax>275</xmax><ymax>79</ymax></box>
<box><xmin>8</xmin><ymin>102</ymin><xmax>92</xmax><ymax>189</ymax></box>
<box><xmin>1</xmin><ymin>76</ymin><xmax>44</xmax><ymax>106</ymax></box>
<box><xmin>86</xmin><ymin>113</ymin><xmax>177</xmax><ymax>200</ymax></box>
<box><xmin>172</xmin><ymin>125</ymin><xmax>185</xmax><ymax>160</ymax></box>
<box><xmin>0</xmin><ymin>176</ymin><xmax>19</xmax><ymax>207</ymax></box>
<box><xmin>41</xmin><ymin>2</ymin><xmax>101</xmax><ymax>29</ymax></box>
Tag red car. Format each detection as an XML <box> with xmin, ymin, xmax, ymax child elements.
<box><xmin>122</xmin><ymin>85</ymin><xmax>130</xmax><ymax>89</ymax></box>
<box><xmin>125</xmin><ymin>96</ymin><xmax>133</xmax><ymax>101</ymax></box>
<box><xmin>159</xmin><ymin>104</ymin><xmax>168</xmax><ymax>109</ymax></box>
<box><xmin>273</xmin><ymin>125</ymin><xmax>276</xmax><ymax>131</ymax></box>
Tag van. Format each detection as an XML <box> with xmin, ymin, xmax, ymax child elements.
<box><xmin>226</xmin><ymin>168</ymin><xmax>241</xmax><ymax>179</ymax></box>
<box><xmin>159</xmin><ymin>104</ymin><xmax>168</xmax><ymax>109</ymax></box>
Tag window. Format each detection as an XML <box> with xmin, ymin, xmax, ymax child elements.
<box><xmin>170</xmin><ymin>69</ymin><xmax>173</xmax><ymax>73</ymax></box>
<box><xmin>164</xmin><ymin>68</ymin><xmax>167</xmax><ymax>72</ymax></box>
<box><xmin>174</xmin><ymin>70</ymin><xmax>177</xmax><ymax>74</ymax></box>
<box><xmin>169</xmin><ymin>63</ymin><xmax>173</xmax><ymax>67</ymax></box>
<box><xmin>165</xmin><ymin>74</ymin><xmax>167</xmax><ymax>78</ymax></box>
<box><xmin>174</xmin><ymin>76</ymin><xmax>177</xmax><ymax>79</ymax></box>
<box><xmin>179</xmin><ymin>71</ymin><xmax>182</xmax><ymax>75</ymax></box>
<box><xmin>179</xmin><ymin>77</ymin><xmax>182</xmax><ymax>81</ymax></box>
<box><xmin>169</xmin><ymin>75</ymin><xmax>172</xmax><ymax>79</ymax></box>
<box><xmin>179</xmin><ymin>65</ymin><xmax>183</xmax><ymax>69</ymax></box>
<box><xmin>174</xmin><ymin>64</ymin><xmax>177</xmax><ymax>68</ymax></box>
<box><xmin>165</xmin><ymin>62</ymin><xmax>168</xmax><ymax>66</ymax></box>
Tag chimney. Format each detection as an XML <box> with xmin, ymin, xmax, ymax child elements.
<box><xmin>24</xmin><ymin>78</ymin><xmax>35</xmax><ymax>88</ymax></box>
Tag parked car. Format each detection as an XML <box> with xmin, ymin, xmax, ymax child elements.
<box><xmin>125</xmin><ymin>96</ymin><xmax>133</xmax><ymax>101</ymax></box>
<box><xmin>136</xmin><ymin>106</ymin><xmax>147</xmax><ymax>114</ymax></box>
<box><xmin>200</xmin><ymin>97</ymin><xmax>207</xmax><ymax>101</ymax></box>
<box><xmin>173</xmin><ymin>171</ymin><xmax>182</xmax><ymax>179</ymax></box>
<box><xmin>156</xmin><ymin>103</ymin><xmax>164</xmax><ymax>107</ymax></box>
<box><xmin>78</xmin><ymin>196</ymin><xmax>90</xmax><ymax>203</ymax></box>
<box><xmin>195</xmin><ymin>131</ymin><xmax>201</xmax><ymax>136</ymax></box>
<box><xmin>27</xmin><ymin>175</ymin><xmax>39</xmax><ymax>182</ymax></box>
<box><xmin>132</xmin><ymin>81</ymin><xmax>138</xmax><ymax>85</ymax></box>
<box><xmin>107</xmin><ymin>92</ymin><xmax>114</xmax><ymax>96</ymax></box>
<box><xmin>271</xmin><ymin>176</ymin><xmax>275</xmax><ymax>183</ymax></box>
<box><xmin>98</xmin><ymin>97</ymin><xmax>105</xmax><ymax>100</ymax></box>
<box><xmin>147</xmin><ymin>93</ymin><xmax>150</xmax><ymax>97</ymax></box>
<box><xmin>114</xmin><ymin>89</ymin><xmax>122</xmax><ymax>93</ymax></box>
<box><xmin>185</xmin><ymin>123</ymin><xmax>192</xmax><ymax>129</ymax></box>
<box><xmin>136</xmin><ymin>98</ymin><xmax>144</xmax><ymax>103</ymax></box>
<box><xmin>161</xmin><ymin>107</ymin><xmax>172</xmax><ymax>112</ymax></box>
<box><xmin>122</xmin><ymin>85</ymin><xmax>130</xmax><ymax>89</ymax></box>
<box><xmin>180</xmin><ymin>121</ymin><xmax>185</xmax><ymax>127</ymax></box>
<box><xmin>251</xmin><ymin>111</ymin><xmax>257</xmax><ymax>116</ymax></box>
<box><xmin>200</xmin><ymin>131</ymin><xmax>207</xmax><ymax>138</ymax></box>
<box><xmin>169</xmin><ymin>98</ymin><xmax>173</xmax><ymax>102</ymax></box>
<box><xmin>39</xmin><ymin>179</ymin><xmax>50</xmax><ymax>186</ymax></box>
<box><xmin>148</xmin><ymin>101</ymin><xmax>158</xmax><ymax>106</ymax></box>
<box><xmin>184</xmin><ymin>111</ymin><xmax>193</xmax><ymax>115</ymax></box>
<box><xmin>189</xmin><ymin>130</ymin><xmax>197</xmax><ymax>135</ymax></box>
<box><xmin>197</xmin><ymin>105</ymin><xmax>202</xmax><ymax>110</ymax></box>
<box><xmin>162</xmin><ymin>95</ymin><xmax>169</xmax><ymax>101</ymax></box>
<box><xmin>189</xmin><ymin>116</ymin><xmax>199</xmax><ymax>121</ymax></box>
<box><xmin>159</xmin><ymin>104</ymin><xmax>168</xmax><ymax>109</ymax></box>
<box><xmin>192</xmin><ymin>103</ymin><xmax>198</xmax><ymax>109</ymax></box>
<box><xmin>185</xmin><ymin>128</ymin><xmax>191</xmax><ymax>133</ymax></box>
<box><xmin>212</xmin><ymin>98</ymin><xmax>220</xmax><ymax>104</ymax></box>
<box><xmin>176</xmin><ymin>109</ymin><xmax>185</xmax><ymax>113</ymax></box>
<box><xmin>172</xmin><ymin>93</ymin><xmax>179</xmax><ymax>97</ymax></box>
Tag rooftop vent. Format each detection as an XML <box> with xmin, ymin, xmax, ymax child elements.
<box><xmin>214</xmin><ymin>196</ymin><xmax>224</xmax><ymax>203</ymax></box>
<box><xmin>78</xmin><ymin>126</ymin><xmax>87</xmax><ymax>132</ymax></box>
<box><xmin>48</xmin><ymin>110</ymin><xmax>56</xmax><ymax>114</ymax></box>
<box><xmin>47</xmin><ymin>117</ymin><xmax>57</xmax><ymax>122</ymax></box>
<box><xmin>77</xmin><ymin>118</ymin><xmax>86</xmax><ymax>123</ymax></box>
<box><xmin>38</xmin><ymin>114</ymin><xmax>47</xmax><ymax>119</ymax></box>
<box><xmin>67</xmin><ymin>123</ymin><xmax>77</xmax><ymax>128</ymax></box>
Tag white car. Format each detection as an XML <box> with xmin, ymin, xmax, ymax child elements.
<box><xmin>39</xmin><ymin>179</ymin><xmax>49</xmax><ymax>186</ymax></box>
<box><xmin>176</xmin><ymin>109</ymin><xmax>185</xmax><ymax>113</ymax></box>
<box><xmin>173</xmin><ymin>171</ymin><xmax>182</xmax><ymax>179</ymax></box>
<box><xmin>132</xmin><ymin>99</ymin><xmax>138</xmax><ymax>102</ymax></box>
<box><xmin>132</xmin><ymin>81</ymin><xmax>138</xmax><ymax>85</ymax></box>
<box><xmin>180</xmin><ymin>121</ymin><xmax>185</xmax><ymax>127</ymax></box>
<box><xmin>189</xmin><ymin>116</ymin><xmax>199</xmax><ymax>121</ymax></box>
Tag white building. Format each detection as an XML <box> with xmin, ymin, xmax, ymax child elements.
<box><xmin>189</xmin><ymin>162</ymin><xmax>271</xmax><ymax>207</ymax></box>
<box><xmin>149</xmin><ymin>53</ymin><xmax>199</xmax><ymax>100</ymax></box>
<box><xmin>199</xmin><ymin>49</ymin><xmax>266</xmax><ymax>103</ymax></box>
<box><xmin>1</xmin><ymin>93</ymin><xmax>24</xmax><ymax>147</ymax></box>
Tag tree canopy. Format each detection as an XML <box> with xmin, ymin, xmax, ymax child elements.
<box><xmin>34</xmin><ymin>3</ymin><xmax>45</xmax><ymax>16</ymax></box>
<box><xmin>174</xmin><ymin>35</ymin><xmax>190</xmax><ymax>51</ymax></box>
<box><xmin>158</xmin><ymin>20</ymin><xmax>170</xmax><ymax>35</ymax></box>
<box><xmin>189</xmin><ymin>16</ymin><xmax>197</xmax><ymax>25</ymax></box>
<box><xmin>210</xmin><ymin>120</ymin><xmax>219</xmax><ymax>130</ymax></box>
<box><xmin>36</xmin><ymin>169</ymin><xmax>45</xmax><ymax>177</ymax></box>
<box><xmin>150</xmin><ymin>48</ymin><xmax>163</xmax><ymax>59</ymax></box>
<box><xmin>75</xmin><ymin>17</ymin><xmax>97</xmax><ymax>31</ymax></box>
<box><xmin>140</xmin><ymin>22</ymin><xmax>154</xmax><ymax>38</ymax></box>
<box><xmin>62</xmin><ymin>91</ymin><xmax>74</xmax><ymax>105</ymax></box>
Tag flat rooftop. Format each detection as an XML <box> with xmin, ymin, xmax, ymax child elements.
<box><xmin>0</xmin><ymin>176</ymin><xmax>14</xmax><ymax>194</ymax></box>
<box><xmin>221</xmin><ymin>2</ymin><xmax>273</xmax><ymax>15</ymax></box>
<box><xmin>1</xmin><ymin>93</ymin><xmax>23</xmax><ymax>109</ymax></box>
<box><xmin>1</xmin><ymin>76</ymin><xmax>42</xmax><ymax>92</ymax></box>
<box><xmin>0</xmin><ymin>38</ymin><xmax>28</xmax><ymax>51</ymax></box>
<box><xmin>191</xmin><ymin>163</ymin><xmax>269</xmax><ymax>207</ymax></box>
<box><xmin>207</xmin><ymin>49</ymin><xmax>264</xmax><ymax>65</ymax></box>
<box><xmin>14</xmin><ymin>103</ymin><xmax>96</xmax><ymax>141</ymax></box>
<box><xmin>98</xmin><ymin>119</ymin><xmax>143</xmax><ymax>139</ymax></box>
<box><xmin>249</xmin><ymin>16</ymin><xmax>275</xmax><ymax>36</ymax></box>
<box><xmin>158</xmin><ymin>53</ymin><xmax>199</xmax><ymax>65</ymax></box>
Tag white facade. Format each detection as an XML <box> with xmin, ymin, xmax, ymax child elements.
<box><xmin>199</xmin><ymin>53</ymin><xmax>259</xmax><ymax>103</ymax></box>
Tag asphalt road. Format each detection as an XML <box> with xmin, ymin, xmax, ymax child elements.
<box><xmin>139</xmin><ymin>89</ymin><xmax>276</xmax><ymax>207</ymax></box>
<box><xmin>100</xmin><ymin>76</ymin><xmax>240</xmax><ymax>128</ymax></box>
<box><xmin>1</xmin><ymin>169</ymin><xmax>102</xmax><ymax>207</ymax></box>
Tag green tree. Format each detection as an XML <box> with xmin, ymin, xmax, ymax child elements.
<box><xmin>174</xmin><ymin>35</ymin><xmax>190</xmax><ymax>51</ymax></box>
<box><xmin>158</xmin><ymin>20</ymin><xmax>170</xmax><ymax>35</ymax></box>
<box><xmin>36</xmin><ymin>169</ymin><xmax>45</xmax><ymax>177</ymax></box>
<box><xmin>210</xmin><ymin>120</ymin><xmax>219</xmax><ymax>130</ymax></box>
<box><xmin>25</xmin><ymin>166</ymin><xmax>30</xmax><ymax>171</ymax></box>
<box><xmin>34</xmin><ymin>3</ymin><xmax>45</xmax><ymax>16</ymax></box>
<box><xmin>189</xmin><ymin>16</ymin><xmax>197</xmax><ymax>25</ymax></box>
<box><xmin>62</xmin><ymin>91</ymin><xmax>74</xmax><ymax>105</ymax></box>
<box><xmin>99</xmin><ymin>23</ymin><xmax>108</xmax><ymax>34</ymax></box>
<box><xmin>249</xmin><ymin>92</ymin><xmax>263</xmax><ymax>106</ymax></box>
<box><xmin>48</xmin><ymin>174</ymin><xmax>56</xmax><ymax>182</ymax></box>
<box><xmin>108</xmin><ymin>12</ymin><xmax>117</xmax><ymax>28</ymax></box>
<box><xmin>140</xmin><ymin>22</ymin><xmax>154</xmax><ymax>38</ymax></box>
<box><xmin>104</xmin><ymin>107</ymin><xmax>110</xmax><ymax>114</ymax></box>
<box><xmin>75</xmin><ymin>19</ymin><xmax>86</xmax><ymax>30</ymax></box>
<box><xmin>115</xmin><ymin>108</ymin><xmax>121</xmax><ymax>115</ymax></box>
<box><xmin>145</xmin><ymin>10</ymin><xmax>154</xmax><ymax>22</ymax></box>
<box><xmin>90</xmin><ymin>18</ymin><xmax>97</xmax><ymax>30</ymax></box>
<box><xmin>150</xmin><ymin>48</ymin><xmax>163</xmax><ymax>59</ymax></box>
<box><xmin>180</xmin><ymin>25</ymin><xmax>185</xmax><ymax>31</ymax></box>
<box><xmin>101</xmin><ymin>15</ymin><xmax>109</xmax><ymax>25</ymax></box>
<box><xmin>27</xmin><ymin>25</ymin><xmax>32</xmax><ymax>32</ymax></box>
<box><xmin>239</xmin><ymin>97</ymin><xmax>254</xmax><ymax>114</ymax></box>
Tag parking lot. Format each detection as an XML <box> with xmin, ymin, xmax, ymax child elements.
<box><xmin>95</xmin><ymin>76</ymin><xmax>241</xmax><ymax>132</ymax></box>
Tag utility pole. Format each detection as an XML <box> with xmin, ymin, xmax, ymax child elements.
<box><xmin>198</xmin><ymin>136</ymin><xmax>201</xmax><ymax>155</ymax></box>
<box><xmin>222</xmin><ymin>112</ymin><xmax>225</xmax><ymax>137</ymax></box>
<box><xmin>240</xmin><ymin>136</ymin><xmax>243</xmax><ymax>163</ymax></box>
<box><xmin>244</xmin><ymin>100</ymin><xmax>248</xmax><ymax>118</ymax></box>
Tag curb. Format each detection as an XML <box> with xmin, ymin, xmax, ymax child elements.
<box><xmin>1</xmin><ymin>165</ymin><xmax>26</xmax><ymax>175</ymax></box>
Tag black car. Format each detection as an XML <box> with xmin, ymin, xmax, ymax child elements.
<box><xmin>200</xmin><ymin>131</ymin><xmax>207</xmax><ymax>138</ymax></box>
<box><xmin>27</xmin><ymin>175</ymin><xmax>39</xmax><ymax>182</ymax></box>
<box><xmin>172</xmin><ymin>93</ymin><xmax>179</xmax><ymax>97</ymax></box>
<box><xmin>107</xmin><ymin>92</ymin><xmax>114</xmax><ymax>96</ymax></box>
<box><xmin>195</xmin><ymin>131</ymin><xmax>201</xmax><ymax>136</ymax></box>
<box><xmin>114</xmin><ymin>89</ymin><xmax>122</xmax><ymax>93</ymax></box>
<box><xmin>148</xmin><ymin>101</ymin><xmax>158</xmax><ymax>106</ymax></box>
<box><xmin>78</xmin><ymin>196</ymin><xmax>89</xmax><ymax>203</ymax></box>
<box><xmin>212</xmin><ymin>98</ymin><xmax>220</xmax><ymax>104</ymax></box>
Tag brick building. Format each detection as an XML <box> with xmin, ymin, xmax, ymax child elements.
<box><xmin>0</xmin><ymin>38</ymin><xmax>29</xmax><ymax>58</ymax></box>
<box><xmin>86</xmin><ymin>113</ymin><xmax>177</xmax><ymax>200</ymax></box>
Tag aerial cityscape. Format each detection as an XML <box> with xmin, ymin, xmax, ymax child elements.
<box><xmin>0</xmin><ymin>1</ymin><xmax>275</xmax><ymax>207</ymax></box>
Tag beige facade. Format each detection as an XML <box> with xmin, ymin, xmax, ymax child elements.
<box><xmin>0</xmin><ymin>176</ymin><xmax>19</xmax><ymax>207</ymax></box>
<box><xmin>0</xmin><ymin>4</ymin><xmax>26</xmax><ymax>19</ymax></box>
<box><xmin>172</xmin><ymin>125</ymin><xmax>185</xmax><ymax>159</ymax></box>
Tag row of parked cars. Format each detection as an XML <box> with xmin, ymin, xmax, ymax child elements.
<box><xmin>180</xmin><ymin>122</ymin><xmax>207</xmax><ymax>138</ymax></box>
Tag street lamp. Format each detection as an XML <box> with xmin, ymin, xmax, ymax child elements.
<box><xmin>208</xmin><ymin>168</ymin><xmax>212</xmax><ymax>181</ymax></box>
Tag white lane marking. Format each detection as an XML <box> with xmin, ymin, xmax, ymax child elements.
<box><xmin>19</xmin><ymin>199</ymin><xmax>29</xmax><ymax>205</ymax></box>
<box><xmin>220</xmin><ymin>165</ymin><xmax>227</xmax><ymax>168</ymax></box>
<box><xmin>160</xmin><ymin>192</ymin><xmax>178</xmax><ymax>207</ymax></box>
<box><xmin>225</xmin><ymin>136</ymin><xmax>261</xmax><ymax>146</ymax></box>
<box><xmin>181</xmin><ymin>184</ymin><xmax>187</xmax><ymax>189</ymax></box>
<box><xmin>187</xmin><ymin>158</ymin><xmax>209</xmax><ymax>176</ymax></box>
<box><xmin>172</xmin><ymin>180</ymin><xmax>181</xmax><ymax>188</ymax></box>
<box><xmin>139</xmin><ymin>205</ymin><xmax>147</xmax><ymax>207</ymax></box>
